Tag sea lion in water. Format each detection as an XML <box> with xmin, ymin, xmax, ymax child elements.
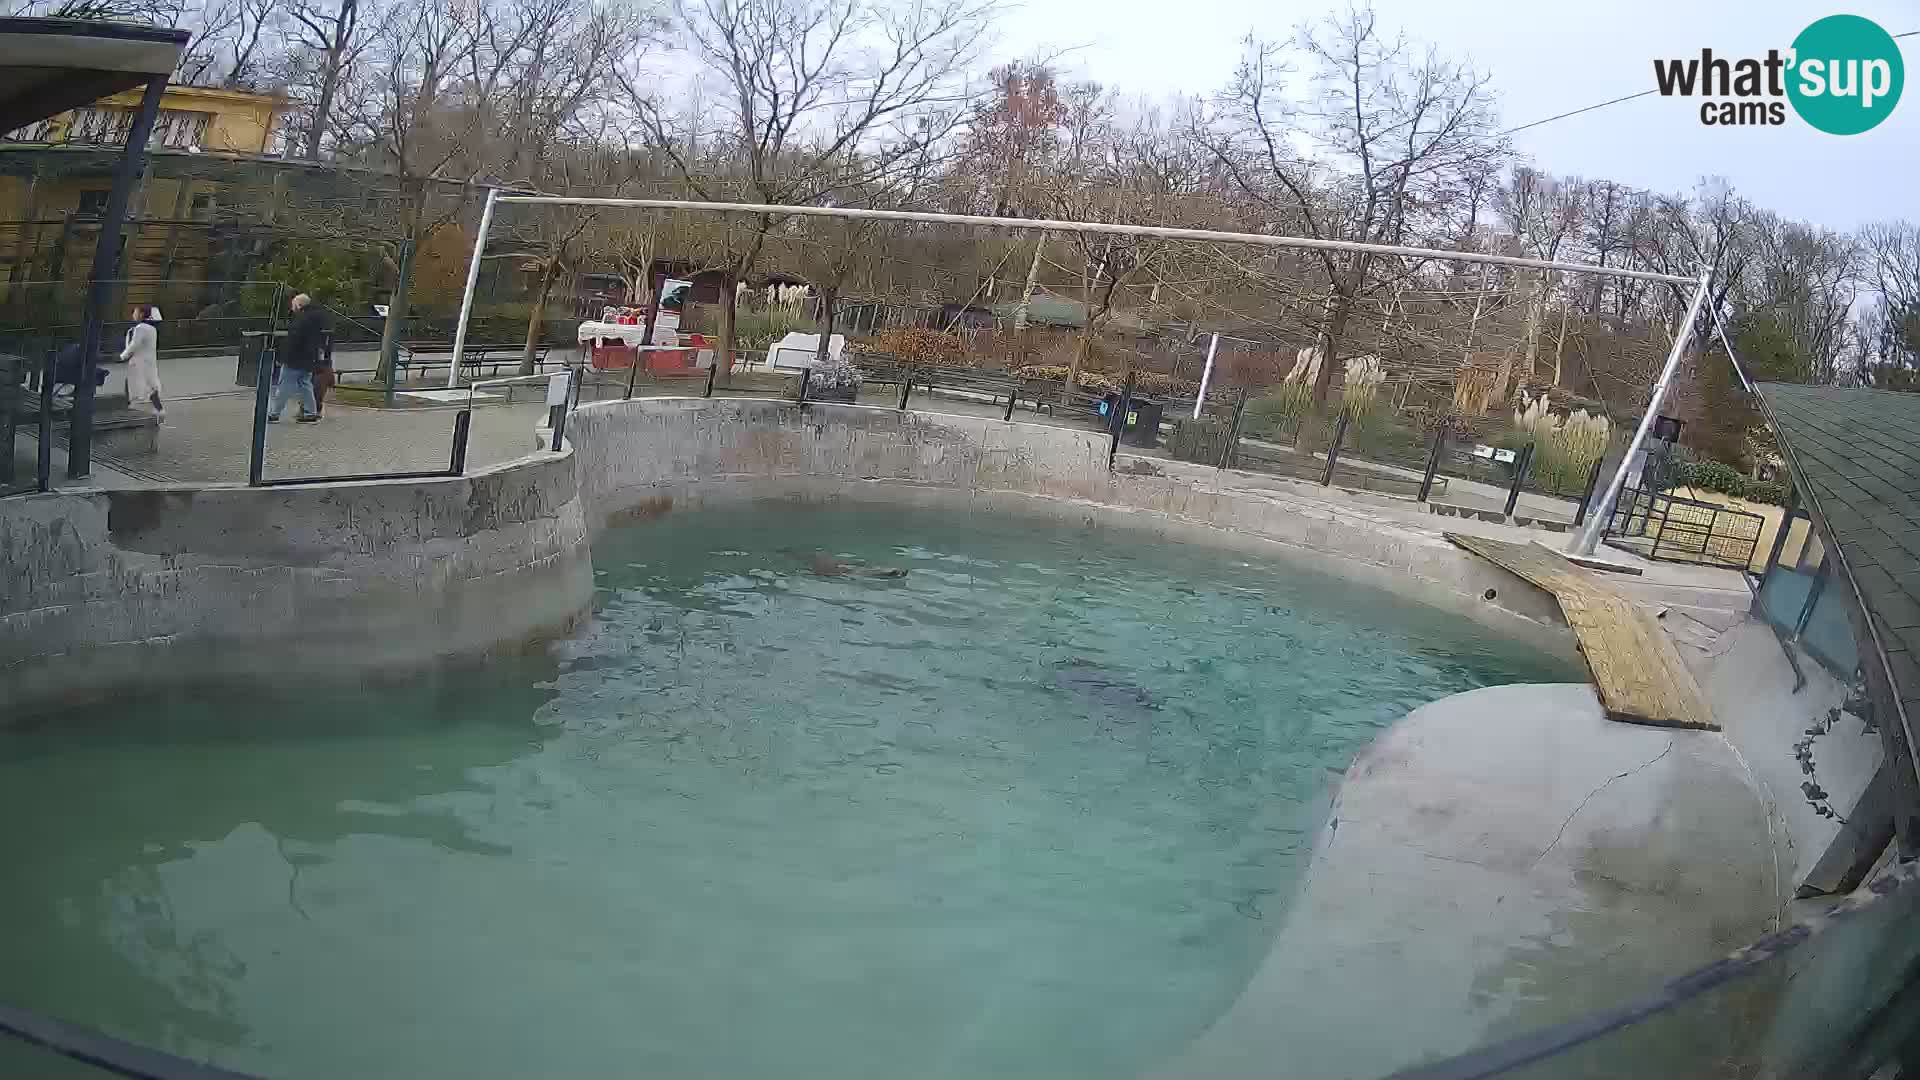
<box><xmin>1052</xmin><ymin>657</ymin><xmax>1157</xmax><ymax>714</ymax></box>
<box><xmin>808</xmin><ymin>552</ymin><xmax>908</xmax><ymax>578</ymax></box>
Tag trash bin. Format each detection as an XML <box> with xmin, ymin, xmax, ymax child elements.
<box><xmin>236</xmin><ymin>330</ymin><xmax>286</xmax><ymax>387</ymax></box>
<box><xmin>1125</xmin><ymin>398</ymin><xmax>1164</xmax><ymax>448</ymax></box>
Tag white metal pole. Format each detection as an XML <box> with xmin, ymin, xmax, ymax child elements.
<box><xmin>1571</xmin><ymin>268</ymin><xmax>1713</xmax><ymax>556</ymax></box>
<box><xmin>493</xmin><ymin>196</ymin><xmax>1695</xmax><ymax>287</ymax></box>
<box><xmin>1194</xmin><ymin>332</ymin><xmax>1219</xmax><ymax>419</ymax></box>
<box><xmin>448</xmin><ymin>187</ymin><xmax>500</xmax><ymax>389</ymax></box>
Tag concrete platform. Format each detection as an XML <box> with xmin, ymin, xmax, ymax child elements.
<box><xmin>1160</xmin><ymin>683</ymin><xmax>1780</xmax><ymax>1080</ymax></box>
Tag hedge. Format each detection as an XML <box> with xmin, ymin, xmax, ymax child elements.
<box><xmin>1667</xmin><ymin>458</ymin><xmax>1789</xmax><ymax>506</ymax></box>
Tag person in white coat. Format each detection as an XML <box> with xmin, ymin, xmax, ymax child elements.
<box><xmin>121</xmin><ymin>303</ymin><xmax>164</xmax><ymax>422</ymax></box>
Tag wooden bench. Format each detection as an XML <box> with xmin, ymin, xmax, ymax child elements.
<box><xmin>394</xmin><ymin>343</ymin><xmax>559</xmax><ymax>382</ymax></box>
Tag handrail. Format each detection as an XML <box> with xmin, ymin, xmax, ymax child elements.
<box><xmin>0</xmin><ymin>999</ymin><xmax>260</xmax><ymax>1080</ymax></box>
<box><xmin>1384</xmin><ymin>859</ymin><xmax>1920</xmax><ymax>1080</ymax></box>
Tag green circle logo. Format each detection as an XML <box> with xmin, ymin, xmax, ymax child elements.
<box><xmin>1788</xmin><ymin>15</ymin><xmax>1904</xmax><ymax>135</ymax></box>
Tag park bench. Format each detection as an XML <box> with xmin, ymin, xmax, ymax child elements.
<box><xmin>394</xmin><ymin>342</ymin><xmax>559</xmax><ymax>382</ymax></box>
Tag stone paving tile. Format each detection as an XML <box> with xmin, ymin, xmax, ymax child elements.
<box><xmin>96</xmin><ymin>392</ymin><xmax>553</xmax><ymax>484</ymax></box>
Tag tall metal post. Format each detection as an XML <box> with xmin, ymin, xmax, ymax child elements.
<box><xmin>1217</xmin><ymin>390</ymin><xmax>1247</xmax><ymax>470</ymax></box>
<box><xmin>1504</xmin><ymin>443</ymin><xmax>1535</xmax><ymax>517</ymax></box>
<box><xmin>447</xmin><ymin>187</ymin><xmax>500</xmax><ymax>389</ymax></box>
<box><xmin>449</xmin><ymin>409</ymin><xmax>472</xmax><ymax>473</ymax></box>
<box><xmin>1571</xmin><ymin>457</ymin><xmax>1605</xmax><ymax>528</ymax></box>
<box><xmin>1417</xmin><ymin>426</ymin><xmax>1447</xmax><ymax>503</ymax></box>
<box><xmin>1193</xmin><ymin>332</ymin><xmax>1219</xmax><ymax>419</ymax></box>
<box><xmin>69</xmin><ymin>75</ymin><xmax>167</xmax><ymax>480</ymax></box>
<box><xmin>36</xmin><ymin>348</ymin><xmax>54</xmax><ymax>492</ymax></box>
<box><xmin>624</xmin><ymin>347</ymin><xmax>642</xmax><ymax>399</ymax></box>
<box><xmin>1571</xmin><ymin>268</ymin><xmax>1712</xmax><ymax>555</ymax></box>
<box><xmin>1321</xmin><ymin>412</ymin><xmax>1351</xmax><ymax>486</ymax></box>
<box><xmin>1108</xmin><ymin>371</ymin><xmax>1136</xmax><ymax>467</ymax></box>
<box><xmin>248</xmin><ymin>284</ymin><xmax>283</xmax><ymax>486</ymax></box>
<box><xmin>1761</xmin><ymin>485</ymin><xmax>1800</xmax><ymax>576</ymax></box>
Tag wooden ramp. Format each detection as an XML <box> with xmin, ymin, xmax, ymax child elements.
<box><xmin>1448</xmin><ymin>534</ymin><xmax>1719</xmax><ymax>731</ymax></box>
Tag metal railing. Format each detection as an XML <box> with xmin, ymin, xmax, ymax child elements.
<box><xmin>250</xmin><ymin>367</ymin><xmax>577</xmax><ymax>488</ymax></box>
<box><xmin>1603</xmin><ymin>486</ymin><xmax>1766</xmax><ymax>572</ymax></box>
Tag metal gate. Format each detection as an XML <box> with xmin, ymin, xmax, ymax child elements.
<box><xmin>1603</xmin><ymin>486</ymin><xmax>1766</xmax><ymax>572</ymax></box>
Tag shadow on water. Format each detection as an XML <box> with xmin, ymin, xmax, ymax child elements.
<box><xmin>0</xmin><ymin>663</ymin><xmax>558</xmax><ymax>1065</ymax></box>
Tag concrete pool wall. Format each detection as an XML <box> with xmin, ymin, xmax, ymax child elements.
<box><xmin>1</xmin><ymin>395</ymin><xmax>1600</xmax><ymax>713</ymax></box>
<box><xmin>0</xmin><ymin>448</ymin><xmax>590</xmax><ymax>715</ymax></box>
<box><xmin>564</xmin><ymin>396</ymin><xmax>1576</xmax><ymax>655</ymax></box>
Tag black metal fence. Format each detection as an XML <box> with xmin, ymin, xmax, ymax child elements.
<box><xmin>1603</xmin><ymin>486</ymin><xmax>1766</xmax><ymax>572</ymax></box>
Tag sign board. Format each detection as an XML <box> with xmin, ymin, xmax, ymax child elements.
<box><xmin>1471</xmin><ymin>444</ymin><xmax>1518</xmax><ymax>464</ymax></box>
<box><xmin>768</xmin><ymin>333</ymin><xmax>845</xmax><ymax>370</ymax></box>
<box><xmin>546</xmin><ymin>372</ymin><xmax>571</xmax><ymax>407</ymax></box>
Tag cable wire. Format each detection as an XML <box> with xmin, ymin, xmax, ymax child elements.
<box><xmin>1497</xmin><ymin>90</ymin><xmax>1658</xmax><ymax>139</ymax></box>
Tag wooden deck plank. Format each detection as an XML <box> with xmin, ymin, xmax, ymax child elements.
<box><xmin>1447</xmin><ymin>534</ymin><xmax>1719</xmax><ymax>731</ymax></box>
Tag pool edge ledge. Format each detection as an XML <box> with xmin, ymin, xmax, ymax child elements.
<box><xmin>566</xmin><ymin>398</ymin><xmax>1578</xmax><ymax>664</ymax></box>
<box><xmin>1159</xmin><ymin>681</ymin><xmax>1782</xmax><ymax>1080</ymax></box>
<box><xmin>1</xmin><ymin>448</ymin><xmax>595</xmax><ymax>718</ymax></box>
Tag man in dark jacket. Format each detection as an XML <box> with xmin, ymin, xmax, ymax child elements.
<box><xmin>269</xmin><ymin>293</ymin><xmax>327</xmax><ymax>423</ymax></box>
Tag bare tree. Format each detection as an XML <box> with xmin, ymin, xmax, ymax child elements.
<box><xmin>287</xmin><ymin>0</ymin><xmax>365</xmax><ymax>158</ymax></box>
<box><xmin>1860</xmin><ymin>220</ymin><xmax>1920</xmax><ymax>375</ymax></box>
<box><xmin>169</xmin><ymin>0</ymin><xmax>284</xmax><ymax>87</ymax></box>
<box><xmin>1205</xmin><ymin>4</ymin><xmax>1507</xmax><ymax>406</ymax></box>
<box><xmin>617</xmin><ymin>0</ymin><xmax>995</xmax><ymax>372</ymax></box>
<box><xmin>331</xmin><ymin>0</ymin><xmax>486</xmax><ymax>382</ymax></box>
<box><xmin>1495</xmin><ymin>165</ymin><xmax>1583</xmax><ymax>393</ymax></box>
<box><xmin>2</xmin><ymin>0</ymin><xmax>184</xmax><ymax>21</ymax></box>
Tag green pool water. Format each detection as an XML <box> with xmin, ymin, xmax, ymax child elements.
<box><xmin>0</xmin><ymin>502</ymin><xmax>1571</xmax><ymax>1079</ymax></box>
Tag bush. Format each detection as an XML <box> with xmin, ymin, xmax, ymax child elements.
<box><xmin>859</xmin><ymin>327</ymin><xmax>970</xmax><ymax>366</ymax></box>
<box><xmin>242</xmin><ymin>240</ymin><xmax>371</xmax><ymax>315</ymax></box>
<box><xmin>1683</xmin><ymin>459</ymin><xmax>1747</xmax><ymax>496</ymax></box>
<box><xmin>1244</xmin><ymin>383</ymin><xmax>1313</xmax><ymax>438</ymax></box>
<box><xmin>1663</xmin><ymin>457</ymin><xmax>1790</xmax><ymax>505</ymax></box>
<box><xmin>1510</xmin><ymin>393</ymin><xmax>1613</xmax><ymax>496</ymax></box>
<box><xmin>1167</xmin><ymin>417</ymin><xmax>1230</xmax><ymax>465</ymax></box>
<box><xmin>1008</xmin><ymin>365</ymin><xmax>1199</xmax><ymax>396</ymax></box>
<box><xmin>810</xmin><ymin>356</ymin><xmax>862</xmax><ymax>390</ymax></box>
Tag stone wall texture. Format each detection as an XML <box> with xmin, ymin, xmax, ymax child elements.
<box><xmin>565</xmin><ymin>397</ymin><xmax>1573</xmax><ymax>649</ymax></box>
<box><xmin>1</xmin><ymin>450</ymin><xmax>591</xmax><ymax>714</ymax></box>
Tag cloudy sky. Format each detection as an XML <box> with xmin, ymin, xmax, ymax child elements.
<box><xmin>998</xmin><ymin>0</ymin><xmax>1916</xmax><ymax>231</ymax></box>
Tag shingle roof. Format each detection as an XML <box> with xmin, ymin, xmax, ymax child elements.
<box><xmin>1757</xmin><ymin>383</ymin><xmax>1920</xmax><ymax>719</ymax></box>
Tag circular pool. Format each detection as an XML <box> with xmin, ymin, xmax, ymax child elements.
<box><xmin>0</xmin><ymin>502</ymin><xmax>1570</xmax><ymax>1078</ymax></box>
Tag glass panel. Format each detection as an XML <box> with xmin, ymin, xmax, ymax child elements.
<box><xmin>1758</xmin><ymin>562</ymin><xmax>1818</xmax><ymax>633</ymax></box>
<box><xmin>1795</xmin><ymin>529</ymin><xmax>1828</xmax><ymax>573</ymax></box>
<box><xmin>1408</xmin><ymin>867</ymin><xmax>1920</xmax><ymax>1080</ymax></box>
<box><xmin>1800</xmin><ymin>575</ymin><xmax>1863</xmax><ymax>675</ymax></box>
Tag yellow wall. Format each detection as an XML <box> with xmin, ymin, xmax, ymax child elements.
<box><xmin>31</xmin><ymin>85</ymin><xmax>282</xmax><ymax>154</ymax></box>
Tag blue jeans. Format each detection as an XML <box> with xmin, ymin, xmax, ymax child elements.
<box><xmin>270</xmin><ymin>366</ymin><xmax>317</xmax><ymax>419</ymax></box>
